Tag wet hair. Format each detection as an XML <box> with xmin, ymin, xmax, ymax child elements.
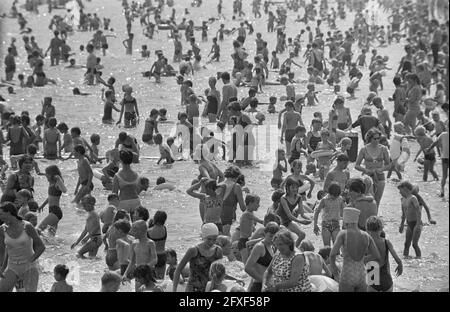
<box><xmin>398</xmin><ymin>180</ymin><xmax>414</xmax><ymax>191</ymax></box>
<box><xmin>263</xmin><ymin>212</ymin><xmax>281</xmax><ymax>226</ymax></box>
<box><xmin>71</xmin><ymin>127</ymin><xmax>81</xmax><ymax>136</ymax></box>
<box><xmin>119</xmin><ymin>150</ymin><xmax>133</xmax><ymax>164</ymax></box>
<box><xmin>221</xmin><ymin>72</ymin><xmax>231</xmax><ymax>81</ymax></box>
<box><xmin>414</xmin><ymin>125</ymin><xmax>426</xmax><ymax>137</ymax></box>
<box><xmin>21</xmin><ymin>114</ymin><xmax>30</xmax><ymax>126</ymax></box>
<box><xmin>349</xmin><ymin>178</ymin><xmax>366</xmax><ymax>194</ymax></box>
<box><xmin>300</xmin><ymin>240</ymin><xmax>315</xmax><ymax>252</ymax></box>
<box><xmin>264</xmin><ymin>222</ymin><xmax>280</xmax><ymax>235</ymax></box>
<box><xmin>366</xmin><ymin>216</ymin><xmax>383</xmax><ymax>232</ymax></box>
<box><xmin>90</xmin><ymin>134</ymin><xmax>100</xmax><ymax>145</ymax></box>
<box><xmin>274</xmin><ymin>229</ymin><xmax>295</xmax><ymax>251</ymax></box>
<box><xmin>318</xmin><ymin>246</ymin><xmax>331</xmax><ymax>261</ymax></box>
<box><xmin>0</xmin><ymin>202</ymin><xmax>22</xmax><ymax>221</ymax></box>
<box><xmin>365</xmin><ymin>127</ymin><xmax>382</xmax><ymax>142</ymax></box>
<box><xmin>245</xmin><ymin>194</ymin><xmax>260</xmax><ymax>206</ymax></box>
<box><xmin>165</xmin><ymin>248</ymin><xmax>177</xmax><ymax>261</ymax></box>
<box><xmin>209</xmin><ymin>262</ymin><xmax>226</xmax><ymax>282</ymax></box>
<box><xmin>101</xmin><ymin>271</ymin><xmax>122</xmax><ymax>286</ymax></box>
<box><xmin>134</xmin><ymin>264</ymin><xmax>156</xmax><ymax>284</ymax></box>
<box><xmin>327</xmin><ymin>182</ymin><xmax>341</xmax><ymax>197</ymax></box>
<box><xmin>56</xmin><ymin>122</ymin><xmax>68</xmax><ymax>132</ymax></box>
<box><xmin>284</xmin><ymin>177</ymin><xmax>301</xmax><ymax>195</ymax></box>
<box><xmin>18</xmin><ymin>155</ymin><xmax>34</xmax><ymax>169</ymax></box>
<box><xmin>156</xmin><ymin>177</ymin><xmax>166</xmax><ymax>185</ymax></box>
<box><xmin>113</xmin><ymin>210</ymin><xmax>130</xmax><ymax>222</ymax></box>
<box><xmin>204</xmin><ymin>179</ymin><xmax>218</xmax><ymax>192</ymax></box>
<box><xmin>317</xmin><ymin>190</ymin><xmax>326</xmax><ymax>200</ymax></box>
<box><xmin>224</xmin><ymin>165</ymin><xmax>241</xmax><ymax>179</ymax></box>
<box><xmin>45</xmin><ymin>165</ymin><xmax>62</xmax><ymax>181</ymax></box>
<box><xmin>216</xmin><ymin>235</ymin><xmax>231</xmax><ymax>251</ymax></box>
<box><xmin>153</xmin><ymin>210</ymin><xmax>167</xmax><ymax>225</ymax></box>
<box><xmin>271</xmin><ymin>190</ymin><xmax>285</xmax><ymax>203</ymax></box>
<box><xmin>17</xmin><ymin>189</ymin><xmax>32</xmax><ymax>200</ymax></box>
<box><xmin>54</xmin><ymin>264</ymin><xmax>70</xmax><ymax>278</ymax></box>
<box><xmin>153</xmin><ymin>133</ymin><xmax>163</xmax><ymax>144</ymax></box>
<box><xmin>134</xmin><ymin>206</ymin><xmax>149</xmax><ymax>221</ymax></box>
<box><xmin>107</xmin><ymin>193</ymin><xmax>119</xmax><ymax>202</ymax></box>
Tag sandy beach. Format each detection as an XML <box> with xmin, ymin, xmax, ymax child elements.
<box><xmin>0</xmin><ymin>0</ymin><xmax>448</xmax><ymax>292</ymax></box>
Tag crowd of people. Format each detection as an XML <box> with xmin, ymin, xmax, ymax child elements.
<box><xmin>0</xmin><ymin>0</ymin><xmax>448</xmax><ymax>292</ymax></box>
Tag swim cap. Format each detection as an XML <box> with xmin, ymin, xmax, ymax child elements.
<box><xmin>343</xmin><ymin>208</ymin><xmax>360</xmax><ymax>224</ymax></box>
<box><xmin>201</xmin><ymin>223</ymin><xmax>219</xmax><ymax>239</ymax></box>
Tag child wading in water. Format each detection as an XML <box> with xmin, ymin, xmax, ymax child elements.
<box><xmin>38</xmin><ymin>165</ymin><xmax>67</xmax><ymax>235</ymax></box>
<box><xmin>50</xmin><ymin>264</ymin><xmax>73</xmax><ymax>292</ymax></box>
<box><xmin>72</xmin><ymin>145</ymin><xmax>94</xmax><ymax>205</ymax></box>
<box><xmin>122</xmin><ymin>220</ymin><xmax>157</xmax><ymax>290</ymax></box>
<box><xmin>71</xmin><ymin>195</ymin><xmax>102</xmax><ymax>258</ymax></box>
<box><xmin>398</xmin><ymin>181</ymin><xmax>422</xmax><ymax>259</ymax></box>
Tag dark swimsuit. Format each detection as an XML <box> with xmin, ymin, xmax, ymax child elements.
<box><xmin>369</xmin><ymin>240</ymin><xmax>393</xmax><ymax>291</ymax></box>
<box><xmin>48</xmin><ymin>184</ymin><xmax>63</xmax><ymax>220</ymax></box>
<box><xmin>148</xmin><ymin>226</ymin><xmax>168</xmax><ymax>268</ymax></box>
<box><xmin>277</xmin><ymin>196</ymin><xmax>302</xmax><ymax>227</ymax></box>
<box><xmin>188</xmin><ymin>246</ymin><xmax>221</xmax><ymax>292</ymax></box>
<box><xmin>309</xmin><ymin>135</ymin><xmax>321</xmax><ymax>151</ymax></box>
<box><xmin>249</xmin><ymin>244</ymin><xmax>274</xmax><ymax>292</ymax></box>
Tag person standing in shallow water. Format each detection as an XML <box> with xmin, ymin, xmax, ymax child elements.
<box><xmin>112</xmin><ymin>150</ymin><xmax>141</xmax><ymax>216</ymax></box>
<box><xmin>0</xmin><ymin>202</ymin><xmax>45</xmax><ymax>292</ymax></box>
<box><xmin>117</xmin><ymin>85</ymin><xmax>139</xmax><ymax>129</ymax></box>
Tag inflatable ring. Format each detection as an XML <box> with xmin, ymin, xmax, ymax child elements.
<box><xmin>310</xmin><ymin>150</ymin><xmax>334</xmax><ymax>159</ymax></box>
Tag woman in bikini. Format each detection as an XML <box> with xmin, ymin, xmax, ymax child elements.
<box><xmin>220</xmin><ymin>166</ymin><xmax>246</xmax><ymax>236</ymax></box>
<box><xmin>245</xmin><ymin>222</ymin><xmax>279</xmax><ymax>292</ymax></box>
<box><xmin>147</xmin><ymin>210</ymin><xmax>168</xmax><ymax>279</ymax></box>
<box><xmin>0</xmin><ymin>202</ymin><xmax>45</xmax><ymax>292</ymax></box>
<box><xmin>117</xmin><ymin>85</ymin><xmax>139</xmax><ymax>128</ymax></box>
<box><xmin>37</xmin><ymin>165</ymin><xmax>66</xmax><ymax>235</ymax></box>
<box><xmin>355</xmin><ymin>127</ymin><xmax>391</xmax><ymax>208</ymax></box>
<box><xmin>330</xmin><ymin>208</ymin><xmax>380</xmax><ymax>292</ymax></box>
<box><xmin>112</xmin><ymin>150</ymin><xmax>141</xmax><ymax>215</ymax></box>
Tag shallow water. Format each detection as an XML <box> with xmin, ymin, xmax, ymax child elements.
<box><xmin>0</xmin><ymin>0</ymin><xmax>448</xmax><ymax>292</ymax></box>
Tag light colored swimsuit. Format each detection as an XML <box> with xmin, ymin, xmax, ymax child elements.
<box><xmin>272</xmin><ymin>252</ymin><xmax>312</xmax><ymax>292</ymax></box>
<box><xmin>339</xmin><ymin>231</ymin><xmax>369</xmax><ymax>292</ymax></box>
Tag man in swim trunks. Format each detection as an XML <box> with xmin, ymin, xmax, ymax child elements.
<box><xmin>72</xmin><ymin>145</ymin><xmax>94</xmax><ymax>205</ymax></box>
<box><xmin>281</xmin><ymin>101</ymin><xmax>304</xmax><ymax>158</ymax></box>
